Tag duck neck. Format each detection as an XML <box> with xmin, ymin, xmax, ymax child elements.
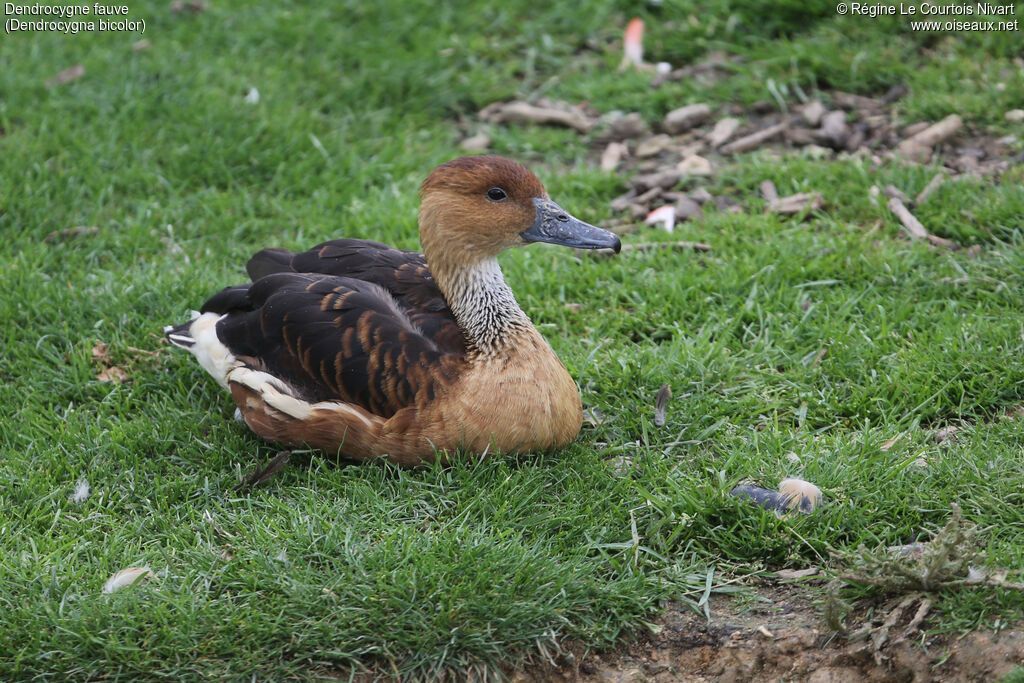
<box><xmin>430</xmin><ymin>254</ymin><xmax>532</xmax><ymax>357</ymax></box>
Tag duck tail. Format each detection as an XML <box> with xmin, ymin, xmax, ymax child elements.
<box><xmin>246</xmin><ymin>248</ymin><xmax>295</xmax><ymax>281</ymax></box>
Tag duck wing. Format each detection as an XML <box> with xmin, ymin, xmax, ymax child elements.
<box><xmin>200</xmin><ymin>272</ymin><xmax>465</xmax><ymax>418</ymax></box>
<box><xmin>245</xmin><ymin>239</ymin><xmax>467</xmax><ymax>354</ymax></box>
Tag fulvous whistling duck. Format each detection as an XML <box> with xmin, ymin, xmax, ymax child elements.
<box><xmin>164</xmin><ymin>156</ymin><xmax>621</xmax><ymax>465</ymax></box>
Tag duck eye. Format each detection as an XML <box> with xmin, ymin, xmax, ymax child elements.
<box><xmin>486</xmin><ymin>187</ymin><xmax>508</xmax><ymax>202</ymax></box>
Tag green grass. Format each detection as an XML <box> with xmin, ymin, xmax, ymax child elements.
<box><xmin>2</xmin><ymin>0</ymin><xmax>1024</xmax><ymax>679</ymax></box>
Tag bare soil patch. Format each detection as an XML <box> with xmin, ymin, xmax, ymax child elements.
<box><xmin>516</xmin><ymin>584</ymin><xmax>1024</xmax><ymax>682</ymax></box>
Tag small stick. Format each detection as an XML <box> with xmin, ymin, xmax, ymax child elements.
<box><xmin>872</xmin><ymin>594</ymin><xmax>919</xmax><ymax>658</ymax></box>
<box><xmin>897</xmin><ymin>114</ymin><xmax>962</xmax><ymax>160</ymax></box>
<box><xmin>770</xmin><ymin>192</ymin><xmax>824</xmax><ymax>215</ymax></box>
<box><xmin>887</xmin><ymin>198</ymin><xmax>959</xmax><ymax>249</ymax></box>
<box><xmin>882</xmin><ymin>184</ymin><xmax>910</xmax><ymax>204</ymax></box>
<box><xmin>901</xmin><ymin>114</ymin><xmax>962</xmax><ymax>150</ymax></box>
<box><xmin>915</xmin><ymin>173</ymin><xmax>946</xmax><ymax>205</ymax></box>
<box><xmin>484</xmin><ymin>101</ymin><xmax>592</xmax><ymax>133</ymax></box>
<box><xmin>900</xmin><ymin>597</ymin><xmax>932</xmax><ymax>639</ymax></box>
<box><xmin>720</xmin><ymin>122</ymin><xmax>788</xmax><ymax>154</ymax></box>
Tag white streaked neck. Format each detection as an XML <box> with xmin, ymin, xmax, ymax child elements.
<box><xmin>441</xmin><ymin>257</ymin><xmax>531</xmax><ymax>355</ymax></box>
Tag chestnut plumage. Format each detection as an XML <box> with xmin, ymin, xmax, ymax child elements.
<box><xmin>164</xmin><ymin>156</ymin><xmax>618</xmax><ymax>465</ymax></box>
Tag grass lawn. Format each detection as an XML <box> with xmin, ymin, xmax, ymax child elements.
<box><xmin>2</xmin><ymin>0</ymin><xmax>1023</xmax><ymax>679</ymax></box>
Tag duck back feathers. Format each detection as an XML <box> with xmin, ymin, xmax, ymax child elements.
<box><xmin>246</xmin><ymin>240</ymin><xmax>465</xmax><ymax>351</ymax></box>
<box><xmin>200</xmin><ymin>271</ymin><xmax>465</xmax><ymax>414</ymax></box>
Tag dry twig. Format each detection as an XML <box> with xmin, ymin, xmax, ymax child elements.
<box><xmin>897</xmin><ymin>114</ymin><xmax>962</xmax><ymax>161</ymax></box>
<box><xmin>721</xmin><ymin>122</ymin><xmax>788</xmax><ymax>154</ymax></box>
<box><xmin>887</xmin><ymin>198</ymin><xmax>958</xmax><ymax>249</ymax></box>
<box><xmin>479</xmin><ymin>100</ymin><xmax>593</xmax><ymax>133</ymax></box>
<box><xmin>914</xmin><ymin>173</ymin><xmax>946</xmax><ymax>205</ymax></box>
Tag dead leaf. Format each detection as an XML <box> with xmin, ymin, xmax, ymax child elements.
<box><xmin>45</xmin><ymin>226</ymin><xmax>100</xmax><ymax>244</ymax></box>
<box><xmin>97</xmin><ymin>366</ymin><xmax>129</xmax><ymax>383</ymax></box>
<box><xmin>132</xmin><ymin>39</ymin><xmax>151</xmax><ymax>52</ymax></box>
<box><xmin>91</xmin><ymin>341</ymin><xmax>109</xmax><ymax>363</ymax></box>
<box><xmin>46</xmin><ymin>64</ymin><xmax>85</xmax><ymax>88</ymax></box>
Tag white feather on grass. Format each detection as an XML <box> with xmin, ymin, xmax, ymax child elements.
<box><xmin>69</xmin><ymin>477</ymin><xmax>91</xmax><ymax>504</ymax></box>
<box><xmin>778</xmin><ymin>478</ymin><xmax>823</xmax><ymax>512</ymax></box>
<box><xmin>102</xmin><ymin>567</ymin><xmax>153</xmax><ymax>594</ymax></box>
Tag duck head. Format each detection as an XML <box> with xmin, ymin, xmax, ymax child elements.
<box><xmin>418</xmin><ymin>155</ymin><xmax>621</xmax><ymax>261</ymax></box>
